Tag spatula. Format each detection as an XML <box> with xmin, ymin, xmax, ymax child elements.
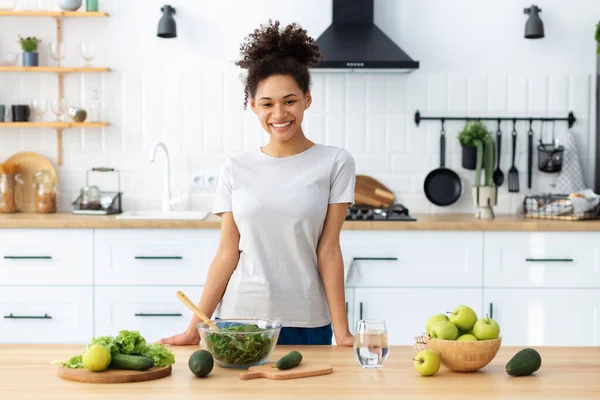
<box><xmin>508</xmin><ymin>121</ymin><xmax>519</xmax><ymax>193</ymax></box>
<box><xmin>176</xmin><ymin>290</ymin><xmax>219</xmax><ymax>330</ymax></box>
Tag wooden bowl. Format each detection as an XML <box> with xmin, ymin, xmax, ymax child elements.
<box><xmin>425</xmin><ymin>336</ymin><xmax>502</xmax><ymax>372</ymax></box>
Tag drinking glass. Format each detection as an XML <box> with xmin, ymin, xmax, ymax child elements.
<box><xmin>49</xmin><ymin>43</ymin><xmax>65</xmax><ymax>67</ymax></box>
<box><xmin>51</xmin><ymin>98</ymin><xmax>67</xmax><ymax>121</ymax></box>
<box><xmin>353</xmin><ymin>320</ymin><xmax>389</xmax><ymax>369</ymax></box>
<box><xmin>80</xmin><ymin>43</ymin><xmax>95</xmax><ymax>67</ymax></box>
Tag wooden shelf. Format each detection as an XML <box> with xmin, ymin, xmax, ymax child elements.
<box><xmin>0</xmin><ymin>122</ymin><xmax>109</xmax><ymax>128</ymax></box>
<box><xmin>0</xmin><ymin>11</ymin><xmax>109</xmax><ymax>17</ymax></box>
<box><xmin>0</xmin><ymin>66</ymin><xmax>110</xmax><ymax>73</ymax></box>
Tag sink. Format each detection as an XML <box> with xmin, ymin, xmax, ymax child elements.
<box><xmin>116</xmin><ymin>210</ymin><xmax>210</xmax><ymax>220</ymax></box>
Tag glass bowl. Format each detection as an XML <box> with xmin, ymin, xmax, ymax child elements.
<box><xmin>0</xmin><ymin>52</ymin><xmax>18</xmax><ymax>67</ymax></box>
<box><xmin>198</xmin><ymin>319</ymin><xmax>281</xmax><ymax>369</ymax></box>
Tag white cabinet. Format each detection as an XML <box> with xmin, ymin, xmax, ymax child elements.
<box><xmin>353</xmin><ymin>288</ymin><xmax>483</xmax><ymax>345</ymax></box>
<box><xmin>0</xmin><ymin>229</ymin><xmax>93</xmax><ymax>285</ymax></box>
<box><xmin>94</xmin><ymin>229</ymin><xmax>219</xmax><ymax>286</ymax></box>
<box><xmin>483</xmin><ymin>289</ymin><xmax>600</xmax><ymax>346</ymax></box>
<box><xmin>342</xmin><ymin>231</ymin><xmax>483</xmax><ymax>288</ymax></box>
<box><xmin>95</xmin><ymin>286</ymin><xmax>204</xmax><ymax>343</ymax></box>
<box><xmin>0</xmin><ymin>287</ymin><xmax>93</xmax><ymax>344</ymax></box>
<box><xmin>484</xmin><ymin>232</ymin><xmax>600</xmax><ymax>288</ymax></box>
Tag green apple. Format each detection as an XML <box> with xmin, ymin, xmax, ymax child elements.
<box><xmin>456</xmin><ymin>334</ymin><xmax>478</xmax><ymax>342</ymax></box>
<box><xmin>447</xmin><ymin>305</ymin><xmax>478</xmax><ymax>332</ymax></box>
<box><xmin>430</xmin><ymin>320</ymin><xmax>459</xmax><ymax>340</ymax></box>
<box><xmin>472</xmin><ymin>315</ymin><xmax>500</xmax><ymax>340</ymax></box>
<box><xmin>425</xmin><ymin>314</ymin><xmax>449</xmax><ymax>335</ymax></box>
<box><xmin>413</xmin><ymin>349</ymin><xmax>440</xmax><ymax>376</ymax></box>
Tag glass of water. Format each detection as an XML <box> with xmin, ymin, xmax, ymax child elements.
<box><xmin>353</xmin><ymin>320</ymin><xmax>389</xmax><ymax>369</ymax></box>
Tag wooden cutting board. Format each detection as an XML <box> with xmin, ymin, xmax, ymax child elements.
<box><xmin>57</xmin><ymin>365</ymin><xmax>172</xmax><ymax>383</ymax></box>
<box><xmin>239</xmin><ymin>362</ymin><xmax>333</xmax><ymax>380</ymax></box>
<box><xmin>5</xmin><ymin>151</ymin><xmax>57</xmax><ymax>212</ymax></box>
<box><xmin>354</xmin><ymin>175</ymin><xmax>395</xmax><ymax>208</ymax></box>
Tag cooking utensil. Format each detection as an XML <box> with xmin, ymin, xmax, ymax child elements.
<box><xmin>176</xmin><ymin>290</ymin><xmax>219</xmax><ymax>330</ymax></box>
<box><xmin>5</xmin><ymin>151</ymin><xmax>57</xmax><ymax>212</ymax></box>
<box><xmin>424</xmin><ymin>121</ymin><xmax>462</xmax><ymax>206</ymax></box>
<box><xmin>493</xmin><ymin>120</ymin><xmax>504</xmax><ymax>186</ymax></box>
<box><xmin>527</xmin><ymin>120</ymin><xmax>534</xmax><ymax>189</ymax></box>
<box><xmin>354</xmin><ymin>175</ymin><xmax>394</xmax><ymax>208</ymax></box>
<box><xmin>57</xmin><ymin>365</ymin><xmax>172</xmax><ymax>383</ymax></box>
<box><xmin>537</xmin><ymin>121</ymin><xmax>564</xmax><ymax>173</ymax></box>
<box><xmin>508</xmin><ymin>120</ymin><xmax>519</xmax><ymax>193</ymax></box>
<box><xmin>239</xmin><ymin>362</ymin><xmax>333</xmax><ymax>380</ymax></box>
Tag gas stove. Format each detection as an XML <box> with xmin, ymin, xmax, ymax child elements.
<box><xmin>345</xmin><ymin>203</ymin><xmax>416</xmax><ymax>221</ymax></box>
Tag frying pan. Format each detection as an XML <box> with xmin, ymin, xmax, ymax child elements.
<box><xmin>424</xmin><ymin>123</ymin><xmax>463</xmax><ymax>206</ymax></box>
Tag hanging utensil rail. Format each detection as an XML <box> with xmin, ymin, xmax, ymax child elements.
<box><xmin>414</xmin><ymin>111</ymin><xmax>576</xmax><ymax>128</ymax></box>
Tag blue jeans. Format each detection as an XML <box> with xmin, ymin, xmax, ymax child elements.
<box><xmin>214</xmin><ymin>318</ymin><xmax>332</xmax><ymax>345</ymax></box>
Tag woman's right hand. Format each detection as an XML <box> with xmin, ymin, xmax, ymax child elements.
<box><xmin>157</xmin><ymin>329</ymin><xmax>200</xmax><ymax>346</ymax></box>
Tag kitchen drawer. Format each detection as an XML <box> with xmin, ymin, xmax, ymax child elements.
<box><xmin>0</xmin><ymin>286</ymin><xmax>93</xmax><ymax>343</ymax></box>
<box><xmin>341</xmin><ymin>231</ymin><xmax>483</xmax><ymax>288</ymax></box>
<box><xmin>0</xmin><ymin>229</ymin><xmax>93</xmax><ymax>285</ymax></box>
<box><xmin>484</xmin><ymin>232</ymin><xmax>600</xmax><ymax>288</ymax></box>
<box><xmin>94</xmin><ymin>286</ymin><xmax>204</xmax><ymax>343</ymax></box>
<box><xmin>94</xmin><ymin>229</ymin><xmax>219</xmax><ymax>285</ymax></box>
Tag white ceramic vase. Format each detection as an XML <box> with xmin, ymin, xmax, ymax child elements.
<box><xmin>472</xmin><ymin>186</ymin><xmax>497</xmax><ymax>219</ymax></box>
<box><xmin>58</xmin><ymin>0</ymin><xmax>82</xmax><ymax>11</ymax></box>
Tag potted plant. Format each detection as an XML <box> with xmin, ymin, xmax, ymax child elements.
<box><xmin>17</xmin><ymin>35</ymin><xmax>41</xmax><ymax>67</ymax></box>
<box><xmin>595</xmin><ymin>21</ymin><xmax>600</xmax><ymax>54</ymax></box>
<box><xmin>458</xmin><ymin>121</ymin><xmax>491</xmax><ymax>170</ymax></box>
<box><xmin>472</xmin><ymin>136</ymin><xmax>497</xmax><ymax>219</ymax></box>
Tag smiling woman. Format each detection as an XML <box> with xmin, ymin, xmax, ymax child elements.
<box><xmin>158</xmin><ymin>20</ymin><xmax>356</xmax><ymax>348</ymax></box>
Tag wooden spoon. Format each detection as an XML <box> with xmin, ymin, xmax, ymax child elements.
<box><xmin>176</xmin><ymin>290</ymin><xmax>219</xmax><ymax>330</ymax></box>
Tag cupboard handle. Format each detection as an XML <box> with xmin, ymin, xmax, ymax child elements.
<box><xmin>489</xmin><ymin>303</ymin><xmax>493</xmax><ymax>319</ymax></box>
<box><xmin>352</xmin><ymin>257</ymin><xmax>398</xmax><ymax>261</ymax></box>
<box><xmin>3</xmin><ymin>256</ymin><xmax>52</xmax><ymax>259</ymax></box>
<box><xmin>525</xmin><ymin>258</ymin><xmax>573</xmax><ymax>262</ymax></box>
<box><xmin>359</xmin><ymin>302</ymin><xmax>363</xmax><ymax>320</ymax></box>
<box><xmin>4</xmin><ymin>313</ymin><xmax>52</xmax><ymax>319</ymax></box>
<box><xmin>134</xmin><ymin>313</ymin><xmax>182</xmax><ymax>317</ymax></box>
<box><xmin>134</xmin><ymin>256</ymin><xmax>183</xmax><ymax>260</ymax></box>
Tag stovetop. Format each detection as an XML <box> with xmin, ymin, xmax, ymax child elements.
<box><xmin>345</xmin><ymin>204</ymin><xmax>416</xmax><ymax>221</ymax></box>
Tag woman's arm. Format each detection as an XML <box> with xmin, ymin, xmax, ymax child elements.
<box><xmin>158</xmin><ymin>212</ymin><xmax>240</xmax><ymax>345</ymax></box>
<box><xmin>317</xmin><ymin>202</ymin><xmax>354</xmax><ymax>347</ymax></box>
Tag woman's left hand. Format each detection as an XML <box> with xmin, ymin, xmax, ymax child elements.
<box><xmin>335</xmin><ymin>332</ymin><xmax>355</xmax><ymax>347</ymax></box>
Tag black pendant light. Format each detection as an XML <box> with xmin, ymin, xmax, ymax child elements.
<box><xmin>157</xmin><ymin>5</ymin><xmax>177</xmax><ymax>39</ymax></box>
<box><xmin>524</xmin><ymin>5</ymin><xmax>544</xmax><ymax>39</ymax></box>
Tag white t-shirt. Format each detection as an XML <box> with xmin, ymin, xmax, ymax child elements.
<box><xmin>212</xmin><ymin>144</ymin><xmax>356</xmax><ymax>328</ymax></box>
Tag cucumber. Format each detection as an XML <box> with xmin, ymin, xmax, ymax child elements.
<box><xmin>274</xmin><ymin>350</ymin><xmax>302</xmax><ymax>370</ymax></box>
<box><xmin>505</xmin><ymin>348</ymin><xmax>542</xmax><ymax>376</ymax></box>
<box><xmin>188</xmin><ymin>350</ymin><xmax>213</xmax><ymax>378</ymax></box>
<box><xmin>109</xmin><ymin>353</ymin><xmax>154</xmax><ymax>371</ymax></box>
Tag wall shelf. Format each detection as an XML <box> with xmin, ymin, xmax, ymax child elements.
<box><xmin>0</xmin><ymin>66</ymin><xmax>110</xmax><ymax>73</ymax></box>
<box><xmin>0</xmin><ymin>122</ymin><xmax>109</xmax><ymax>128</ymax></box>
<box><xmin>0</xmin><ymin>11</ymin><xmax>109</xmax><ymax>17</ymax></box>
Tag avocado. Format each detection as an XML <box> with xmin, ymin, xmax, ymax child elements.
<box><xmin>109</xmin><ymin>353</ymin><xmax>154</xmax><ymax>371</ymax></box>
<box><xmin>188</xmin><ymin>350</ymin><xmax>213</xmax><ymax>377</ymax></box>
<box><xmin>505</xmin><ymin>348</ymin><xmax>542</xmax><ymax>376</ymax></box>
<box><xmin>274</xmin><ymin>350</ymin><xmax>303</xmax><ymax>370</ymax></box>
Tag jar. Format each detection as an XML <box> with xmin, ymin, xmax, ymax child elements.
<box><xmin>0</xmin><ymin>173</ymin><xmax>21</xmax><ymax>213</ymax></box>
<box><xmin>34</xmin><ymin>170</ymin><xmax>57</xmax><ymax>213</ymax></box>
<box><xmin>79</xmin><ymin>185</ymin><xmax>101</xmax><ymax>210</ymax></box>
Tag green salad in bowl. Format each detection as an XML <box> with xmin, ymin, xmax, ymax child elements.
<box><xmin>198</xmin><ymin>319</ymin><xmax>281</xmax><ymax>368</ymax></box>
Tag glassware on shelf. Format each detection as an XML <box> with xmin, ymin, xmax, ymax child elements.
<box><xmin>20</xmin><ymin>0</ymin><xmax>39</xmax><ymax>11</ymax></box>
<box><xmin>31</xmin><ymin>98</ymin><xmax>47</xmax><ymax>121</ymax></box>
<box><xmin>50</xmin><ymin>98</ymin><xmax>67</xmax><ymax>121</ymax></box>
<box><xmin>49</xmin><ymin>43</ymin><xmax>66</xmax><ymax>67</ymax></box>
<box><xmin>353</xmin><ymin>320</ymin><xmax>389</xmax><ymax>369</ymax></box>
<box><xmin>0</xmin><ymin>0</ymin><xmax>17</xmax><ymax>11</ymax></box>
<box><xmin>33</xmin><ymin>170</ymin><xmax>57</xmax><ymax>213</ymax></box>
<box><xmin>0</xmin><ymin>52</ymin><xmax>19</xmax><ymax>66</ymax></box>
<box><xmin>79</xmin><ymin>43</ymin><xmax>95</xmax><ymax>67</ymax></box>
<box><xmin>89</xmin><ymin>89</ymin><xmax>100</xmax><ymax>121</ymax></box>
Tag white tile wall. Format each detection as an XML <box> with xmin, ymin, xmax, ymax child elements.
<box><xmin>0</xmin><ymin>0</ymin><xmax>596</xmax><ymax>215</ymax></box>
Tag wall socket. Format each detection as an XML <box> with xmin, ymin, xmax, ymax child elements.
<box><xmin>190</xmin><ymin>171</ymin><xmax>219</xmax><ymax>189</ymax></box>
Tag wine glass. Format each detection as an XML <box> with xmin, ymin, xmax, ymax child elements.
<box><xmin>49</xmin><ymin>43</ymin><xmax>65</xmax><ymax>67</ymax></box>
<box><xmin>79</xmin><ymin>43</ymin><xmax>95</xmax><ymax>67</ymax></box>
<box><xmin>31</xmin><ymin>98</ymin><xmax>47</xmax><ymax>121</ymax></box>
<box><xmin>353</xmin><ymin>320</ymin><xmax>389</xmax><ymax>369</ymax></box>
<box><xmin>50</xmin><ymin>98</ymin><xmax>67</xmax><ymax>121</ymax></box>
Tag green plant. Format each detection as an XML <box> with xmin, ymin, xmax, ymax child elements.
<box><xmin>596</xmin><ymin>21</ymin><xmax>600</xmax><ymax>55</ymax></box>
<box><xmin>205</xmin><ymin>324</ymin><xmax>274</xmax><ymax>365</ymax></box>
<box><xmin>474</xmin><ymin>137</ymin><xmax>495</xmax><ymax>187</ymax></box>
<box><xmin>458</xmin><ymin>121</ymin><xmax>491</xmax><ymax>147</ymax></box>
<box><xmin>17</xmin><ymin>35</ymin><xmax>41</xmax><ymax>53</ymax></box>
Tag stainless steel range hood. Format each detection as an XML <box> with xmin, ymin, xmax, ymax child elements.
<box><xmin>312</xmin><ymin>0</ymin><xmax>419</xmax><ymax>73</ymax></box>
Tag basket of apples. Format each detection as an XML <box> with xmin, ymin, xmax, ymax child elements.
<box><xmin>413</xmin><ymin>305</ymin><xmax>501</xmax><ymax>375</ymax></box>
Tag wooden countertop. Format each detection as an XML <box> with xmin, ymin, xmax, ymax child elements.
<box><xmin>0</xmin><ymin>345</ymin><xmax>598</xmax><ymax>399</ymax></box>
<box><xmin>0</xmin><ymin>212</ymin><xmax>600</xmax><ymax>231</ymax></box>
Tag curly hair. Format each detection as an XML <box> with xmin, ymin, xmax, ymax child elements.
<box><xmin>235</xmin><ymin>20</ymin><xmax>323</xmax><ymax>109</ymax></box>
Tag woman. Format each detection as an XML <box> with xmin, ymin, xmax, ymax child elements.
<box><xmin>159</xmin><ymin>20</ymin><xmax>355</xmax><ymax>347</ymax></box>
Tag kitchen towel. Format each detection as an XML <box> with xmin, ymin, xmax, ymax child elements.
<box><xmin>554</xmin><ymin>130</ymin><xmax>585</xmax><ymax>194</ymax></box>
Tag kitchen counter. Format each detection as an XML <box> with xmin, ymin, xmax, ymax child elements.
<box><xmin>1</xmin><ymin>212</ymin><xmax>600</xmax><ymax>231</ymax></box>
<box><xmin>0</xmin><ymin>345</ymin><xmax>598</xmax><ymax>399</ymax></box>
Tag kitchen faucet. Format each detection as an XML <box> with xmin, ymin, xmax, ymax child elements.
<box><xmin>149</xmin><ymin>142</ymin><xmax>173</xmax><ymax>212</ymax></box>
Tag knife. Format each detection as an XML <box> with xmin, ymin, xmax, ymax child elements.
<box><xmin>527</xmin><ymin>123</ymin><xmax>533</xmax><ymax>189</ymax></box>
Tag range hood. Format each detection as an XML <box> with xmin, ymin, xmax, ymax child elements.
<box><xmin>313</xmin><ymin>0</ymin><xmax>419</xmax><ymax>72</ymax></box>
